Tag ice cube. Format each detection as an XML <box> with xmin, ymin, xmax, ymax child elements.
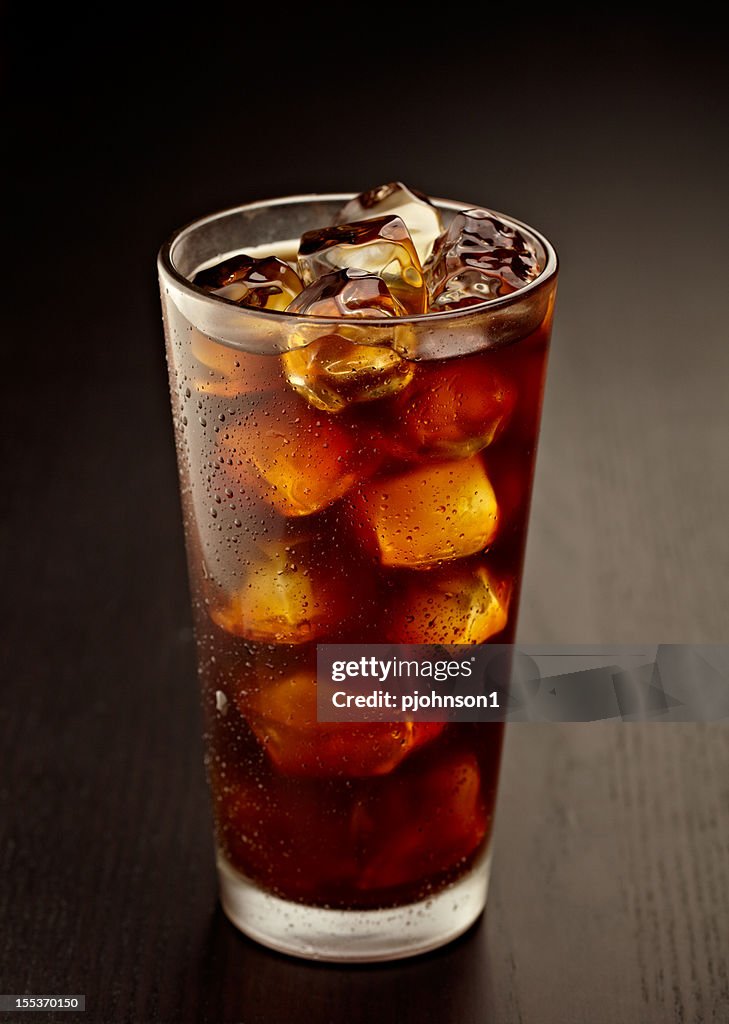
<box><xmin>350</xmin><ymin>456</ymin><xmax>499</xmax><ymax>568</ymax></box>
<box><xmin>428</xmin><ymin>208</ymin><xmax>541</xmax><ymax>301</ymax></box>
<box><xmin>391</xmin><ymin>355</ymin><xmax>515</xmax><ymax>458</ymax></box>
<box><xmin>220</xmin><ymin>389</ymin><xmax>376</xmax><ymax>517</ymax></box>
<box><xmin>429</xmin><ymin>267</ymin><xmax>506</xmax><ymax>311</ymax></box>
<box><xmin>354</xmin><ymin>751</ymin><xmax>487</xmax><ymax>890</ymax></box>
<box><xmin>190</xmin><ymin>329</ymin><xmax>285</xmax><ymax>397</ymax></box>
<box><xmin>388</xmin><ymin>562</ymin><xmax>510</xmax><ymax>644</ymax></box>
<box><xmin>284</xmin><ymin>333</ymin><xmax>415</xmax><ymax>413</ymax></box>
<box><xmin>287</xmin><ymin>267</ymin><xmax>405</xmax><ymax>318</ymax></box>
<box><xmin>297</xmin><ymin>215</ymin><xmax>427</xmax><ymax>315</ymax></box>
<box><xmin>337</xmin><ymin>182</ymin><xmax>444</xmax><ymax>265</ymax></box>
<box><xmin>210</xmin><ymin>536</ymin><xmax>347</xmax><ymax>643</ymax></box>
<box><xmin>282</xmin><ymin>270</ymin><xmax>414</xmax><ymax>412</ymax></box>
<box><xmin>239</xmin><ymin>669</ymin><xmax>444</xmax><ymax>777</ymax></box>
<box><xmin>193</xmin><ymin>254</ymin><xmax>302</xmax><ymax>311</ymax></box>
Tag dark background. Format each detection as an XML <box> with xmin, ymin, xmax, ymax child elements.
<box><xmin>2</xmin><ymin>11</ymin><xmax>728</xmax><ymax>1024</ymax></box>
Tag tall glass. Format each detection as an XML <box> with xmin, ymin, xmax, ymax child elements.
<box><xmin>158</xmin><ymin>195</ymin><xmax>558</xmax><ymax>961</ymax></box>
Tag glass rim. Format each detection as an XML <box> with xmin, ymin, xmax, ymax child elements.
<box><xmin>157</xmin><ymin>192</ymin><xmax>559</xmax><ymax>328</ymax></box>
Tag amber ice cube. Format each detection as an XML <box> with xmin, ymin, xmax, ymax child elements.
<box><xmin>283</xmin><ymin>270</ymin><xmax>414</xmax><ymax>413</ymax></box>
<box><xmin>388</xmin><ymin>562</ymin><xmax>510</xmax><ymax>644</ymax></box>
<box><xmin>284</xmin><ymin>334</ymin><xmax>414</xmax><ymax>413</ymax></box>
<box><xmin>194</xmin><ymin>254</ymin><xmax>302</xmax><ymax>311</ymax></box>
<box><xmin>209</xmin><ymin>536</ymin><xmax>348</xmax><ymax>643</ymax></box>
<box><xmin>220</xmin><ymin>389</ymin><xmax>376</xmax><ymax>517</ymax></box>
<box><xmin>238</xmin><ymin>669</ymin><xmax>444</xmax><ymax>777</ymax></box>
<box><xmin>354</xmin><ymin>751</ymin><xmax>487</xmax><ymax>890</ymax></box>
<box><xmin>392</xmin><ymin>355</ymin><xmax>515</xmax><ymax>458</ymax></box>
<box><xmin>337</xmin><ymin>182</ymin><xmax>444</xmax><ymax>265</ymax></box>
<box><xmin>297</xmin><ymin>215</ymin><xmax>427</xmax><ymax>315</ymax></box>
<box><xmin>351</xmin><ymin>456</ymin><xmax>499</xmax><ymax>568</ymax></box>
<box><xmin>428</xmin><ymin>208</ymin><xmax>541</xmax><ymax>301</ymax></box>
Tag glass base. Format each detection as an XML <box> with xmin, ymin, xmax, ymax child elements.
<box><xmin>217</xmin><ymin>849</ymin><xmax>491</xmax><ymax>963</ymax></box>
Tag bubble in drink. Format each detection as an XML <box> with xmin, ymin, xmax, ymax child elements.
<box><xmin>428</xmin><ymin>208</ymin><xmax>541</xmax><ymax>302</ymax></box>
<box><xmin>337</xmin><ymin>182</ymin><xmax>444</xmax><ymax>265</ymax></box>
<box><xmin>351</xmin><ymin>456</ymin><xmax>499</xmax><ymax>568</ymax></box>
<box><xmin>210</xmin><ymin>537</ymin><xmax>347</xmax><ymax>643</ymax></box>
<box><xmin>220</xmin><ymin>389</ymin><xmax>374</xmax><ymax>517</ymax></box>
<box><xmin>194</xmin><ymin>254</ymin><xmax>302</xmax><ymax>311</ymax></box>
<box><xmin>297</xmin><ymin>215</ymin><xmax>427</xmax><ymax>315</ymax></box>
<box><xmin>239</xmin><ymin>669</ymin><xmax>444</xmax><ymax>777</ymax></box>
<box><xmin>392</xmin><ymin>355</ymin><xmax>515</xmax><ymax>458</ymax></box>
<box><xmin>354</xmin><ymin>751</ymin><xmax>486</xmax><ymax>890</ymax></box>
<box><xmin>388</xmin><ymin>562</ymin><xmax>510</xmax><ymax>644</ymax></box>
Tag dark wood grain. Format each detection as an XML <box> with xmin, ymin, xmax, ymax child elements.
<box><xmin>3</xmin><ymin>14</ymin><xmax>729</xmax><ymax>1024</ymax></box>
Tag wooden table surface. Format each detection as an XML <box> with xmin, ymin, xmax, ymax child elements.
<box><xmin>3</xmin><ymin>15</ymin><xmax>728</xmax><ymax>1024</ymax></box>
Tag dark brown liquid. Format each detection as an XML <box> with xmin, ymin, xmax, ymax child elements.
<box><xmin>165</xmin><ymin>297</ymin><xmax>550</xmax><ymax>909</ymax></box>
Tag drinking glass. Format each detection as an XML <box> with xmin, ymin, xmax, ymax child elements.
<box><xmin>158</xmin><ymin>194</ymin><xmax>558</xmax><ymax>961</ymax></box>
